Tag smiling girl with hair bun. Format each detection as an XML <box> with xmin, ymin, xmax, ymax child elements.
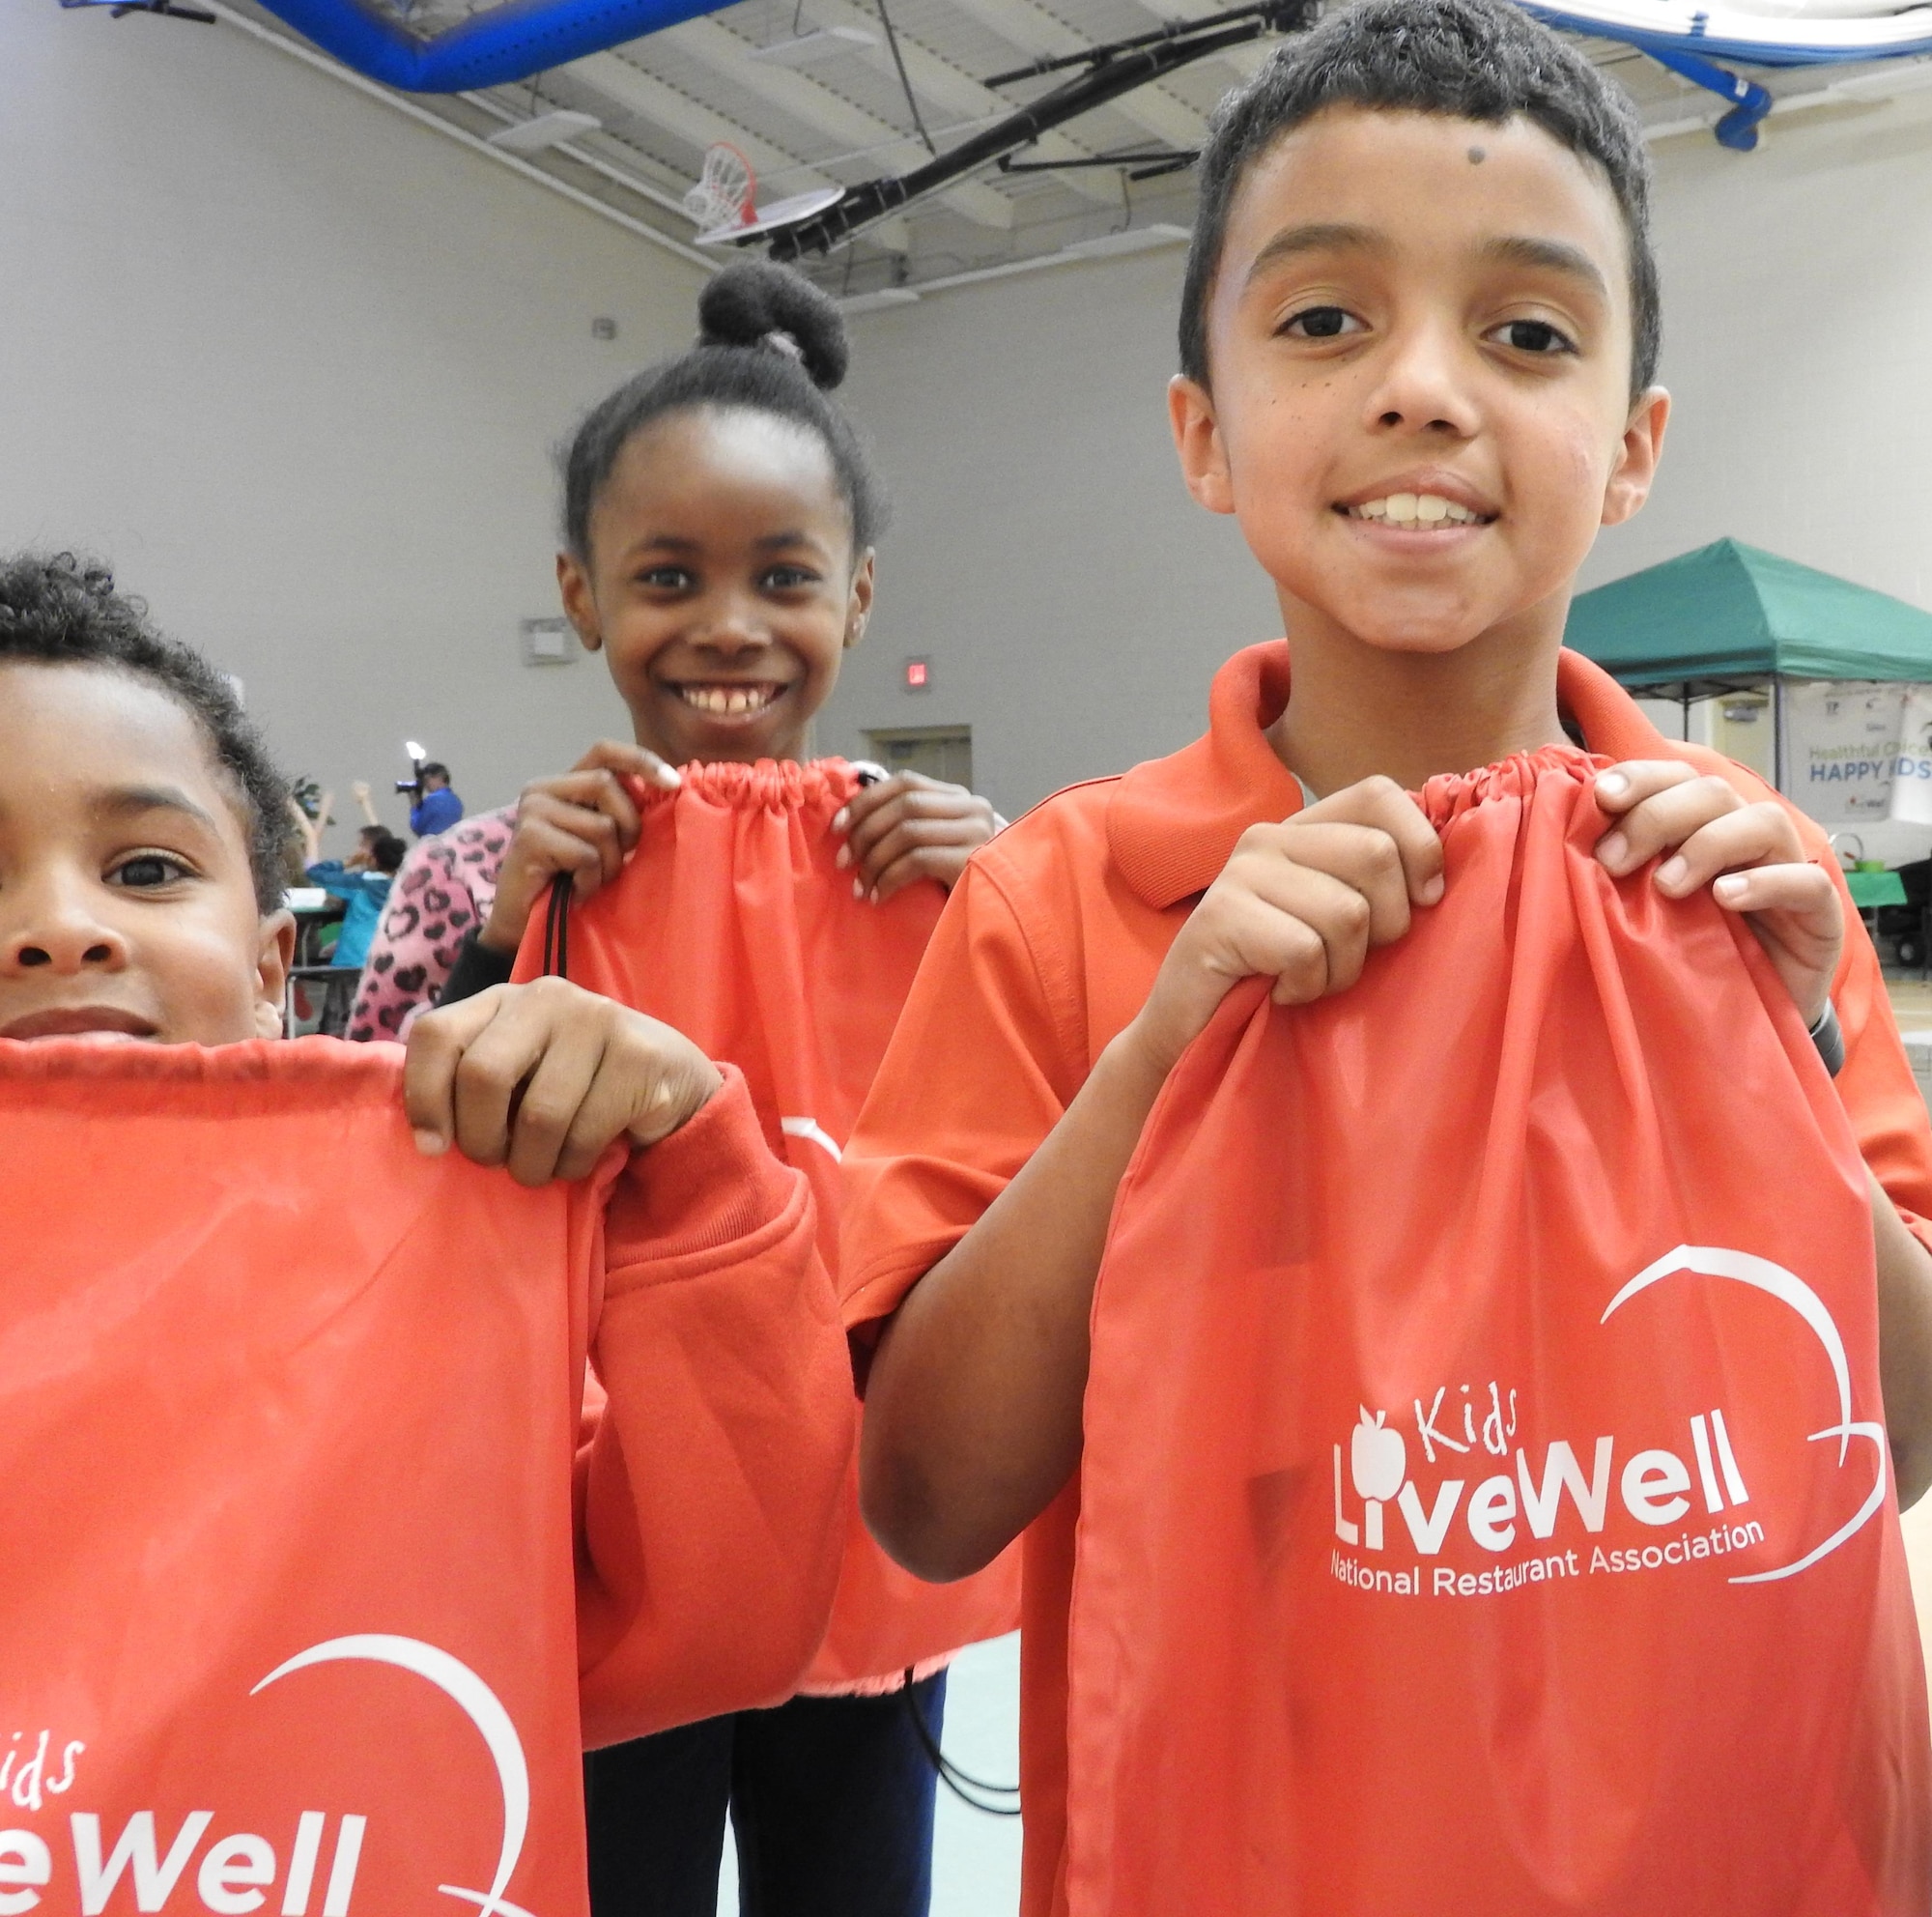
<box><xmin>435</xmin><ymin>259</ymin><xmax>1017</xmax><ymax>1917</ymax></box>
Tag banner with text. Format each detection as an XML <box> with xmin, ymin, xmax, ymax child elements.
<box><xmin>1891</xmin><ymin>687</ymin><xmax>1932</xmax><ymax>825</ymax></box>
<box><xmin>1783</xmin><ymin>681</ymin><xmax>1905</xmax><ymax>824</ymax></box>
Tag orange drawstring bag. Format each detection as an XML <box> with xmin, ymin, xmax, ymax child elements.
<box><xmin>0</xmin><ymin>1039</ymin><xmax>606</xmax><ymax>1917</ymax></box>
<box><xmin>514</xmin><ymin>758</ymin><xmax>1019</xmax><ymax>1689</ymax></box>
<box><xmin>1065</xmin><ymin>747</ymin><xmax>1930</xmax><ymax>1917</ymax></box>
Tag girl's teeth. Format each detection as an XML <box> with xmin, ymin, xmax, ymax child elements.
<box><xmin>681</xmin><ymin>685</ymin><xmax>778</xmax><ymax>714</ymax></box>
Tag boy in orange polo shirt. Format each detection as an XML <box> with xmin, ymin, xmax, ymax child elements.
<box><xmin>841</xmin><ymin>1</ymin><xmax>1932</xmax><ymax>1911</ymax></box>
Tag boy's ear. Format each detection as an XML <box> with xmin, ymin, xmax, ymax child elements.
<box><xmin>556</xmin><ymin>551</ymin><xmax>604</xmax><ymax>653</ymax></box>
<box><xmin>1602</xmin><ymin>386</ymin><xmax>1671</xmax><ymax>529</ymax></box>
<box><xmin>1169</xmin><ymin>375</ymin><xmax>1236</xmax><ymax>516</ymax></box>
<box><xmin>254</xmin><ymin>908</ymin><xmax>296</xmax><ymax>1042</ymax></box>
<box><xmin>845</xmin><ymin>550</ymin><xmax>876</xmax><ymax>651</ymax></box>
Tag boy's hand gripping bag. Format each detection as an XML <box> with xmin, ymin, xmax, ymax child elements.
<box><xmin>513</xmin><ymin>758</ymin><xmax>1019</xmax><ymax>1689</ymax></box>
<box><xmin>1065</xmin><ymin>747</ymin><xmax>1931</xmax><ymax>1917</ymax></box>
<box><xmin>0</xmin><ymin>1040</ymin><xmax>607</xmax><ymax>1917</ymax></box>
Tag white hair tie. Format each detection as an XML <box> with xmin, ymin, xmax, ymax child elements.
<box><xmin>761</xmin><ymin>329</ymin><xmax>805</xmax><ymax>362</ymax></box>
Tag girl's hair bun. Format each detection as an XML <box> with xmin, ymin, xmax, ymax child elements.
<box><xmin>696</xmin><ymin>261</ymin><xmax>849</xmax><ymax>392</ymax></box>
<box><xmin>561</xmin><ymin>258</ymin><xmax>885</xmax><ymax>563</ymax></box>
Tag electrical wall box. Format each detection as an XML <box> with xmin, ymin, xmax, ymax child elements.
<box><xmin>522</xmin><ymin>617</ymin><xmax>578</xmax><ymax>667</ymax></box>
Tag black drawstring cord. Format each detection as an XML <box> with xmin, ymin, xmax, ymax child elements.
<box><xmin>543</xmin><ymin>873</ymin><xmax>571</xmax><ymax>979</ymax></box>
<box><xmin>900</xmin><ymin>1668</ymin><xmax>1022</xmax><ymax>1817</ymax></box>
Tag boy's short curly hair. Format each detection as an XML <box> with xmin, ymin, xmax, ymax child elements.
<box><xmin>1180</xmin><ymin>0</ymin><xmax>1660</xmax><ymax>402</ymax></box>
<box><xmin>0</xmin><ymin>553</ymin><xmax>291</xmax><ymax>913</ymax></box>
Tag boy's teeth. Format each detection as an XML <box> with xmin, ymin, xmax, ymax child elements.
<box><xmin>1352</xmin><ymin>493</ymin><xmax>1480</xmax><ymax>526</ymax></box>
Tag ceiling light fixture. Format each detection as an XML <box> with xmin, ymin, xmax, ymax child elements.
<box><xmin>838</xmin><ymin>287</ymin><xmax>922</xmax><ymax>314</ymax></box>
<box><xmin>749</xmin><ymin>24</ymin><xmax>878</xmax><ymax>68</ymax></box>
<box><xmin>1060</xmin><ymin>223</ymin><xmax>1192</xmax><ymax>261</ymax></box>
<box><xmin>487</xmin><ymin>108</ymin><xmax>603</xmax><ymax>153</ymax></box>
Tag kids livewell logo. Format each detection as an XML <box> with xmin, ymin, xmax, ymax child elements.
<box><xmin>0</xmin><ymin>1636</ymin><xmax>541</xmax><ymax>1916</ymax></box>
<box><xmin>1328</xmin><ymin>1245</ymin><xmax>1889</xmax><ymax>1599</ymax></box>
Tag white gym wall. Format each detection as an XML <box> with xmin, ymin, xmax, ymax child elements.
<box><xmin>820</xmin><ymin>247</ymin><xmax>1278</xmax><ymax>815</ymax></box>
<box><xmin>0</xmin><ymin>2</ymin><xmax>694</xmax><ymax>843</ymax></box>
<box><xmin>14</xmin><ymin>9</ymin><xmax>1932</xmax><ymax>834</ymax></box>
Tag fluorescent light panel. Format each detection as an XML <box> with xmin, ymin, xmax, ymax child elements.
<box><xmin>487</xmin><ymin>109</ymin><xmax>602</xmax><ymax>154</ymax></box>
<box><xmin>749</xmin><ymin>24</ymin><xmax>878</xmax><ymax>69</ymax></box>
<box><xmin>839</xmin><ymin>287</ymin><xmax>922</xmax><ymax>314</ymax></box>
<box><xmin>1062</xmin><ymin>222</ymin><xmax>1192</xmax><ymax>260</ymax></box>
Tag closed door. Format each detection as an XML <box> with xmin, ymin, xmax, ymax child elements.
<box><xmin>865</xmin><ymin>726</ymin><xmax>972</xmax><ymax>788</ymax></box>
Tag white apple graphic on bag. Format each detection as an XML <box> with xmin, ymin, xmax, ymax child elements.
<box><xmin>1351</xmin><ymin>1407</ymin><xmax>1406</xmax><ymax>1503</ymax></box>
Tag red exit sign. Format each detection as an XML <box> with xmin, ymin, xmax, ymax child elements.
<box><xmin>903</xmin><ymin>657</ymin><xmax>930</xmax><ymax>692</ymax></box>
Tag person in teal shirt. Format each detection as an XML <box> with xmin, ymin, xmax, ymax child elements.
<box><xmin>307</xmin><ymin>834</ymin><xmax>405</xmax><ymax>971</ymax></box>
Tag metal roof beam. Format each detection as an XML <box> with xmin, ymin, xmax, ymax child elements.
<box><xmin>947</xmin><ymin>0</ymin><xmax>1209</xmax><ymax>151</ymax></box>
<box><xmin>802</xmin><ymin>0</ymin><xmax>1122</xmax><ymax>205</ymax></box>
<box><xmin>1129</xmin><ymin>0</ymin><xmax>1274</xmax><ymax>78</ymax></box>
<box><xmin>772</xmin><ymin>7</ymin><xmax>1279</xmax><ymax>255</ymax></box>
<box><xmin>567</xmin><ymin>48</ymin><xmax>830</xmax><ymax>186</ymax></box>
<box><xmin>655</xmin><ymin>15</ymin><xmax>1016</xmax><ymax>228</ymax></box>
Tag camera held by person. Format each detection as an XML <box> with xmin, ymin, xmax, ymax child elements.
<box><xmin>393</xmin><ymin>739</ymin><xmax>429</xmax><ymax>801</ymax></box>
<box><xmin>397</xmin><ymin>745</ymin><xmax>463</xmax><ymax>838</ymax></box>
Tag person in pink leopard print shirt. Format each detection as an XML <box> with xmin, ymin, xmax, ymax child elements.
<box><xmin>347</xmin><ymin>805</ymin><xmax>513</xmax><ymax>1041</ymax></box>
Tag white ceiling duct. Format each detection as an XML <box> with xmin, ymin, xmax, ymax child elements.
<box><xmin>1530</xmin><ymin>0</ymin><xmax>1932</xmax><ymax>60</ymax></box>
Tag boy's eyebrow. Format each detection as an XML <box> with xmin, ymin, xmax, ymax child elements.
<box><xmin>1245</xmin><ymin>221</ymin><xmax>1387</xmax><ymax>286</ymax></box>
<box><xmin>1483</xmin><ymin>235</ymin><xmax>1610</xmax><ymax>299</ymax></box>
<box><xmin>754</xmin><ymin>530</ymin><xmax>826</xmax><ymax>554</ymax></box>
<box><xmin>91</xmin><ymin>784</ymin><xmax>221</xmax><ymax>832</ymax></box>
<box><xmin>1241</xmin><ymin>225</ymin><xmax>1611</xmax><ymax>302</ymax></box>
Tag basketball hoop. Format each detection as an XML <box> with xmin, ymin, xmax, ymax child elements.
<box><xmin>684</xmin><ymin>142</ymin><xmax>757</xmax><ymax>237</ymax></box>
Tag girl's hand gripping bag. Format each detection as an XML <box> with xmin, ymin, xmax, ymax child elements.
<box><xmin>516</xmin><ymin>760</ymin><xmax>935</xmax><ymax>1271</ymax></box>
<box><xmin>1065</xmin><ymin>747</ymin><xmax>1931</xmax><ymax>1917</ymax></box>
<box><xmin>513</xmin><ymin>758</ymin><xmax>1018</xmax><ymax>1688</ymax></box>
<box><xmin>0</xmin><ymin>1040</ymin><xmax>607</xmax><ymax>1917</ymax></box>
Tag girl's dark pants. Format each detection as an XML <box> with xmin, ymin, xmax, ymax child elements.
<box><xmin>584</xmin><ymin>1673</ymin><xmax>947</xmax><ymax>1917</ymax></box>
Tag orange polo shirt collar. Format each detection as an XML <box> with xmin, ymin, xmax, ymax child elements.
<box><xmin>1107</xmin><ymin>641</ymin><xmax>1668</xmax><ymax>910</ymax></box>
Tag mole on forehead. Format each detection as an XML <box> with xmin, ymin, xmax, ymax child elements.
<box><xmin>1468</xmin><ymin>145</ymin><xmax>1487</xmax><ymax>163</ymax></box>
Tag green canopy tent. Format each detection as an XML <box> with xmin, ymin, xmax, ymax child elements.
<box><xmin>1565</xmin><ymin>540</ymin><xmax>1932</xmax><ymax>918</ymax></box>
<box><xmin>1565</xmin><ymin>537</ymin><xmax>1932</xmax><ymax>793</ymax></box>
<box><xmin>1567</xmin><ymin>537</ymin><xmax>1932</xmax><ymax>699</ymax></box>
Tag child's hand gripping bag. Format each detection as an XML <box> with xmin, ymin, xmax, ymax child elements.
<box><xmin>513</xmin><ymin>758</ymin><xmax>1019</xmax><ymax>1689</ymax></box>
<box><xmin>1065</xmin><ymin>746</ymin><xmax>1931</xmax><ymax>1917</ymax></box>
<box><xmin>0</xmin><ymin>1039</ymin><xmax>608</xmax><ymax>1917</ymax></box>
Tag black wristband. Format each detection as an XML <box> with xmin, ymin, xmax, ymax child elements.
<box><xmin>1808</xmin><ymin>999</ymin><xmax>1845</xmax><ymax>1078</ymax></box>
<box><xmin>437</xmin><ymin>929</ymin><xmax>518</xmax><ymax>1008</ymax></box>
